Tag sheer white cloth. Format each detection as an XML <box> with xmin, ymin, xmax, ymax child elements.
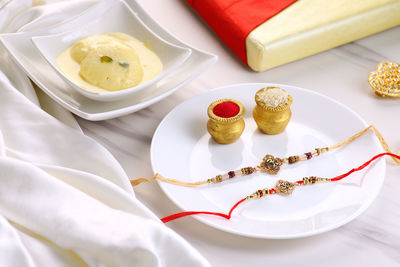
<box><xmin>0</xmin><ymin>1</ymin><xmax>209</xmax><ymax>266</ymax></box>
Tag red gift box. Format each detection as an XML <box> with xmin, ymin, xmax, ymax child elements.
<box><xmin>187</xmin><ymin>0</ymin><xmax>297</xmax><ymax>64</ymax></box>
<box><xmin>188</xmin><ymin>0</ymin><xmax>400</xmax><ymax>71</ymax></box>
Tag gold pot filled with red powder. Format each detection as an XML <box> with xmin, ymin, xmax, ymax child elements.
<box><xmin>207</xmin><ymin>99</ymin><xmax>245</xmax><ymax>144</ymax></box>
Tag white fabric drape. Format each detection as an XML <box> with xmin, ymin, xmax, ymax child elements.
<box><xmin>0</xmin><ymin>1</ymin><xmax>209</xmax><ymax>266</ymax></box>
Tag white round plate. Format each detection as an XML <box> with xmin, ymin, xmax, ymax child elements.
<box><xmin>151</xmin><ymin>83</ymin><xmax>385</xmax><ymax>239</ymax></box>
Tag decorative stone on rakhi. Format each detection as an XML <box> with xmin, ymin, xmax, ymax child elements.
<box><xmin>253</xmin><ymin>87</ymin><xmax>293</xmax><ymax>134</ymax></box>
<box><xmin>258</xmin><ymin>154</ymin><xmax>283</xmax><ymax>174</ymax></box>
<box><xmin>207</xmin><ymin>99</ymin><xmax>245</xmax><ymax>144</ymax></box>
<box><xmin>275</xmin><ymin>180</ymin><xmax>296</xmax><ymax>195</ymax></box>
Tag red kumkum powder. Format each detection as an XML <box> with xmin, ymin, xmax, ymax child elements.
<box><xmin>213</xmin><ymin>101</ymin><xmax>240</xmax><ymax>118</ymax></box>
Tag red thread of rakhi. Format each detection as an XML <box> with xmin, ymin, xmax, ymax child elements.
<box><xmin>161</xmin><ymin>152</ymin><xmax>400</xmax><ymax>223</ymax></box>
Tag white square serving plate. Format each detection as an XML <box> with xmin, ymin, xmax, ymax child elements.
<box><xmin>31</xmin><ymin>0</ymin><xmax>191</xmax><ymax>102</ymax></box>
<box><xmin>0</xmin><ymin>0</ymin><xmax>217</xmax><ymax>120</ymax></box>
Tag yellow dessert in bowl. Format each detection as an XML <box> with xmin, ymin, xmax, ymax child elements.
<box><xmin>56</xmin><ymin>33</ymin><xmax>162</xmax><ymax>93</ymax></box>
<box><xmin>31</xmin><ymin>0</ymin><xmax>192</xmax><ymax>102</ymax></box>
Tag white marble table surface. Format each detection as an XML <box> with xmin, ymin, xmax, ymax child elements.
<box><xmin>76</xmin><ymin>1</ymin><xmax>400</xmax><ymax>266</ymax></box>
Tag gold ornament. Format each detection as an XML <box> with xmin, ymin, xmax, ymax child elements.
<box><xmin>275</xmin><ymin>180</ymin><xmax>296</xmax><ymax>195</ymax></box>
<box><xmin>368</xmin><ymin>61</ymin><xmax>400</xmax><ymax>97</ymax></box>
<box><xmin>258</xmin><ymin>154</ymin><xmax>283</xmax><ymax>174</ymax></box>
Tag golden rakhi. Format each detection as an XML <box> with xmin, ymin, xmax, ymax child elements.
<box><xmin>130</xmin><ymin>125</ymin><xmax>400</xmax><ymax>187</ymax></box>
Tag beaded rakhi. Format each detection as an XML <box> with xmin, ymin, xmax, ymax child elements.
<box><xmin>131</xmin><ymin>125</ymin><xmax>400</xmax><ymax>187</ymax></box>
<box><xmin>161</xmin><ymin>152</ymin><xmax>400</xmax><ymax>223</ymax></box>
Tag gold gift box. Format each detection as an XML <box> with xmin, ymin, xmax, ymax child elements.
<box><xmin>246</xmin><ymin>0</ymin><xmax>400</xmax><ymax>71</ymax></box>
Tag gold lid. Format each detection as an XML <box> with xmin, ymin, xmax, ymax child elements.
<box><xmin>207</xmin><ymin>99</ymin><xmax>245</xmax><ymax>124</ymax></box>
<box><xmin>255</xmin><ymin>87</ymin><xmax>293</xmax><ymax>112</ymax></box>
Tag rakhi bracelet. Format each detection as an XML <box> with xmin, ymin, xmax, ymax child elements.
<box><xmin>131</xmin><ymin>125</ymin><xmax>400</xmax><ymax>187</ymax></box>
<box><xmin>206</xmin><ymin>147</ymin><xmax>329</xmax><ymax>184</ymax></box>
<box><xmin>161</xmin><ymin>152</ymin><xmax>400</xmax><ymax>223</ymax></box>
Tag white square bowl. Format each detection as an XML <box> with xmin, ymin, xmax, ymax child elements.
<box><xmin>0</xmin><ymin>0</ymin><xmax>217</xmax><ymax>120</ymax></box>
<box><xmin>31</xmin><ymin>0</ymin><xmax>191</xmax><ymax>102</ymax></box>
